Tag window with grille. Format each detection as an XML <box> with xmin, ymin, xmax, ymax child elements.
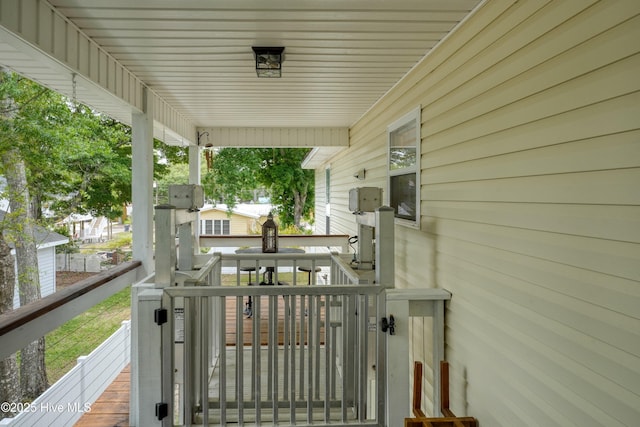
<box><xmin>201</xmin><ymin>219</ymin><xmax>230</xmax><ymax>235</ymax></box>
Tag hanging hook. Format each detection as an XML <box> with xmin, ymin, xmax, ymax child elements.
<box><xmin>197</xmin><ymin>131</ymin><xmax>210</xmax><ymax>146</ymax></box>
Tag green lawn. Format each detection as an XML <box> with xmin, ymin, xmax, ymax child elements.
<box><xmin>44</xmin><ymin>269</ymin><xmax>319</xmax><ymax>385</ymax></box>
<box><xmin>45</xmin><ymin>286</ymin><xmax>131</xmax><ymax>384</ymax></box>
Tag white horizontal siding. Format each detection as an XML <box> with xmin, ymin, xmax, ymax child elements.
<box><xmin>12</xmin><ymin>247</ymin><xmax>57</xmax><ymax>309</ymax></box>
<box><xmin>318</xmin><ymin>0</ymin><xmax>640</xmax><ymax>425</ymax></box>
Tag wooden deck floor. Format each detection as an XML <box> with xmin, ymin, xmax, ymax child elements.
<box><xmin>74</xmin><ymin>294</ymin><xmax>324</xmax><ymax>426</ymax></box>
<box><xmin>75</xmin><ymin>365</ymin><xmax>129</xmax><ymax>427</ymax></box>
<box><xmin>225</xmin><ymin>294</ymin><xmax>325</xmax><ymax>346</ymax></box>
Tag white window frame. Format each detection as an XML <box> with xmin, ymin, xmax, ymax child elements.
<box><xmin>201</xmin><ymin>219</ymin><xmax>213</xmax><ymax>235</ymax></box>
<box><xmin>387</xmin><ymin>106</ymin><xmax>421</xmax><ymax>229</ymax></box>
<box><xmin>201</xmin><ymin>219</ymin><xmax>230</xmax><ymax>235</ymax></box>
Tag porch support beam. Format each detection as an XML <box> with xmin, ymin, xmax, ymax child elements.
<box><xmin>132</xmin><ymin>87</ymin><xmax>155</xmax><ymax>275</ymax></box>
<box><xmin>198</xmin><ymin>127</ymin><xmax>348</xmax><ymax>148</ymax></box>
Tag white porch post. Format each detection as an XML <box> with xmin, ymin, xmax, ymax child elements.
<box><xmin>131</xmin><ymin>87</ymin><xmax>154</xmax><ymax>273</ymax></box>
<box><xmin>189</xmin><ymin>144</ymin><xmax>201</xmax><ymax>252</ymax></box>
<box><xmin>130</xmin><ymin>87</ymin><xmax>154</xmax><ymax>426</ymax></box>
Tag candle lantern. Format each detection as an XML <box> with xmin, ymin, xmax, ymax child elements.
<box><xmin>261</xmin><ymin>212</ymin><xmax>278</xmax><ymax>253</ymax></box>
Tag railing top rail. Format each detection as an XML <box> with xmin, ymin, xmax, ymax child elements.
<box><xmin>222</xmin><ymin>252</ymin><xmax>333</xmax><ymax>261</ymax></box>
<box><xmin>330</xmin><ymin>253</ymin><xmax>363</xmax><ymax>284</ymax></box>
<box><xmin>199</xmin><ymin>234</ymin><xmax>351</xmax><ymax>252</ymax></box>
<box><xmin>164</xmin><ymin>283</ymin><xmax>384</xmax><ymax>298</ymax></box>
<box><xmin>0</xmin><ymin>261</ymin><xmax>142</xmax><ymax>337</ymax></box>
<box><xmin>183</xmin><ymin>253</ymin><xmax>221</xmax><ymax>284</ymax></box>
<box><xmin>200</xmin><ymin>234</ymin><xmax>349</xmax><ymax>243</ymax></box>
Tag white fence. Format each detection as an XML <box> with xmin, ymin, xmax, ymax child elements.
<box><xmin>1</xmin><ymin>320</ymin><xmax>131</xmax><ymax>426</ymax></box>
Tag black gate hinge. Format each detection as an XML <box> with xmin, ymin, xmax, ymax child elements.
<box><xmin>154</xmin><ymin>308</ymin><xmax>168</xmax><ymax>325</ymax></box>
<box><xmin>381</xmin><ymin>315</ymin><xmax>395</xmax><ymax>335</ymax></box>
<box><xmin>156</xmin><ymin>402</ymin><xmax>168</xmax><ymax>420</ymax></box>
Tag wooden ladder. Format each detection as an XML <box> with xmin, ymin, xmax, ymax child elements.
<box><xmin>405</xmin><ymin>361</ymin><xmax>478</xmax><ymax>427</ymax></box>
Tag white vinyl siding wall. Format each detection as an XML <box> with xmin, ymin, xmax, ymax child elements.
<box><xmin>315</xmin><ymin>1</ymin><xmax>640</xmax><ymax>425</ymax></box>
<box><xmin>12</xmin><ymin>246</ymin><xmax>57</xmax><ymax>309</ymax></box>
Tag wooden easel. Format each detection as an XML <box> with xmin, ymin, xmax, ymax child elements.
<box><xmin>405</xmin><ymin>361</ymin><xmax>478</xmax><ymax>427</ymax></box>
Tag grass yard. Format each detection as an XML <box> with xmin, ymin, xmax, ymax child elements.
<box><xmin>45</xmin><ymin>285</ymin><xmax>131</xmax><ymax>384</ymax></box>
<box><xmin>43</xmin><ymin>268</ymin><xmax>323</xmax><ymax>386</ymax></box>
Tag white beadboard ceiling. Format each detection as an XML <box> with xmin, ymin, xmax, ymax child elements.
<box><xmin>38</xmin><ymin>0</ymin><xmax>481</xmax><ymax>130</ymax></box>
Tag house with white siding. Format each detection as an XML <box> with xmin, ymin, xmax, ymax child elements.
<box><xmin>0</xmin><ymin>210</ymin><xmax>69</xmax><ymax>308</ymax></box>
<box><xmin>301</xmin><ymin>3</ymin><xmax>640</xmax><ymax>425</ymax></box>
<box><xmin>0</xmin><ymin>1</ymin><xmax>638</xmax><ymax>426</ymax></box>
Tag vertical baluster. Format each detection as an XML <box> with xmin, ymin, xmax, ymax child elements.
<box><xmin>252</xmin><ymin>295</ymin><xmax>262</xmax><ymax>425</ymax></box>
<box><xmin>331</xmin><ymin>296</ymin><xmax>337</xmax><ymax>401</ymax></box>
<box><xmin>270</xmin><ymin>294</ymin><xmax>279</xmax><ymax>423</ymax></box>
<box><xmin>314</xmin><ymin>294</ymin><xmax>321</xmax><ymax>400</ymax></box>
<box><xmin>183</xmin><ymin>296</ymin><xmax>194</xmax><ymax>427</ymax></box>
<box><xmin>289</xmin><ymin>295</ymin><xmax>297</xmax><ymax>423</ymax></box>
<box><xmin>299</xmin><ymin>294</ymin><xmax>306</xmax><ymax>400</ymax></box>
<box><xmin>307</xmin><ymin>295</ymin><xmax>314</xmax><ymax>423</ymax></box>
<box><xmin>293</xmin><ymin>258</ymin><xmax>297</xmax><ymax>286</ymax></box>
<box><xmin>341</xmin><ymin>295</ymin><xmax>348</xmax><ymax>423</ymax></box>
<box><xmin>324</xmin><ymin>295</ymin><xmax>332</xmax><ymax>423</ymax></box>
<box><xmin>283</xmin><ymin>294</ymin><xmax>289</xmax><ymax>401</ymax></box>
<box><xmin>358</xmin><ymin>295</ymin><xmax>367</xmax><ymax>422</ymax></box>
<box><xmin>236</xmin><ymin>294</ymin><xmax>244</xmax><ymax>423</ymax></box>
<box><xmin>267</xmin><ymin>295</ymin><xmax>274</xmax><ymax>403</ymax></box>
<box><xmin>216</xmin><ymin>296</ymin><xmax>223</xmax><ymax>426</ymax></box>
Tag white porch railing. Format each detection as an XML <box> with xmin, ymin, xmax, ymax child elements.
<box><xmin>0</xmin><ymin>261</ymin><xmax>144</xmax><ymax>425</ymax></box>
<box><xmin>133</xmin><ymin>201</ymin><xmax>450</xmax><ymax>426</ymax></box>
<box><xmin>0</xmin><ymin>321</ymin><xmax>131</xmax><ymax>427</ymax></box>
<box><xmin>164</xmin><ymin>279</ymin><xmax>386</xmax><ymax>426</ymax></box>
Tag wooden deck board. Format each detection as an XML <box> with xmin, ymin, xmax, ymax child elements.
<box><xmin>74</xmin><ymin>366</ymin><xmax>130</xmax><ymax>427</ymax></box>
<box><xmin>225</xmin><ymin>295</ymin><xmax>325</xmax><ymax>346</ymax></box>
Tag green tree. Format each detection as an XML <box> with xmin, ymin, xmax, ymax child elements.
<box><xmin>0</xmin><ymin>69</ymin><xmax>48</xmax><ymax>399</ymax></box>
<box><xmin>0</xmin><ymin>70</ymin><xmax>188</xmax><ymax>402</ymax></box>
<box><xmin>203</xmin><ymin>147</ymin><xmax>314</xmax><ymax>228</ymax></box>
<box><xmin>154</xmin><ymin>162</ymin><xmax>190</xmax><ymax>205</ymax></box>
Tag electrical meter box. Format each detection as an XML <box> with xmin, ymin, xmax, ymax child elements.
<box><xmin>168</xmin><ymin>184</ymin><xmax>205</xmax><ymax>210</ymax></box>
<box><xmin>349</xmin><ymin>187</ymin><xmax>382</xmax><ymax>213</ymax></box>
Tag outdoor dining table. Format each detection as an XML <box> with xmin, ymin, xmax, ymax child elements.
<box><xmin>235</xmin><ymin>247</ymin><xmax>305</xmax><ymax>317</ymax></box>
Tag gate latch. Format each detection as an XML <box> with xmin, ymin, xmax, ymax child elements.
<box><xmin>381</xmin><ymin>315</ymin><xmax>395</xmax><ymax>335</ymax></box>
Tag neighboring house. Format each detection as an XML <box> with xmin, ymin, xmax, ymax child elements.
<box><xmin>199</xmin><ymin>203</ymin><xmax>272</xmax><ymax>236</ymax></box>
<box><xmin>56</xmin><ymin>214</ymin><xmax>95</xmax><ymax>240</ymax></box>
<box><xmin>0</xmin><ymin>210</ymin><xmax>69</xmax><ymax>309</ymax></box>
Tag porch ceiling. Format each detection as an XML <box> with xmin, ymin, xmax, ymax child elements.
<box><xmin>0</xmin><ymin>0</ymin><xmax>481</xmax><ymax>144</ymax></box>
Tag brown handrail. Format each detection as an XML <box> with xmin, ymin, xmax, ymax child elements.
<box><xmin>0</xmin><ymin>260</ymin><xmax>141</xmax><ymax>336</ymax></box>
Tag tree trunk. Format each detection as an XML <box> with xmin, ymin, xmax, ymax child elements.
<box><xmin>2</xmin><ymin>147</ymin><xmax>48</xmax><ymax>398</ymax></box>
<box><xmin>0</xmin><ymin>235</ymin><xmax>21</xmax><ymax>418</ymax></box>
<box><xmin>293</xmin><ymin>182</ymin><xmax>307</xmax><ymax>229</ymax></box>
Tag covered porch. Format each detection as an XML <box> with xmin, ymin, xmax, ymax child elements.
<box><xmin>1</xmin><ymin>1</ymin><xmax>638</xmax><ymax>426</ymax></box>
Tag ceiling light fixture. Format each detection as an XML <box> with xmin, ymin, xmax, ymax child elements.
<box><xmin>252</xmin><ymin>46</ymin><xmax>285</xmax><ymax>78</ymax></box>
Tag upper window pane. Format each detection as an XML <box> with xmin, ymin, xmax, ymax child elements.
<box><xmin>389</xmin><ymin>120</ymin><xmax>417</xmax><ymax>171</ymax></box>
<box><xmin>387</xmin><ymin>106</ymin><xmax>421</xmax><ymax>228</ymax></box>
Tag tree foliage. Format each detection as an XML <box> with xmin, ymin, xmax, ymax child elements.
<box><xmin>203</xmin><ymin>147</ymin><xmax>314</xmax><ymax>228</ymax></box>
<box><xmin>0</xmin><ymin>71</ymin><xmax>187</xmax><ymax>222</ymax></box>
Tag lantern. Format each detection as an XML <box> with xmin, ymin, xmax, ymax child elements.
<box><xmin>261</xmin><ymin>212</ymin><xmax>278</xmax><ymax>253</ymax></box>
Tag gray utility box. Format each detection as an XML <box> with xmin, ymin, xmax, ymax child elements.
<box><xmin>349</xmin><ymin>187</ymin><xmax>382</xmax><ymax>213</ymax></box>
<box><xmin>168</xmin><ymin>184</ymin><xmax>205</xmax><ymax>210</ymax></box>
